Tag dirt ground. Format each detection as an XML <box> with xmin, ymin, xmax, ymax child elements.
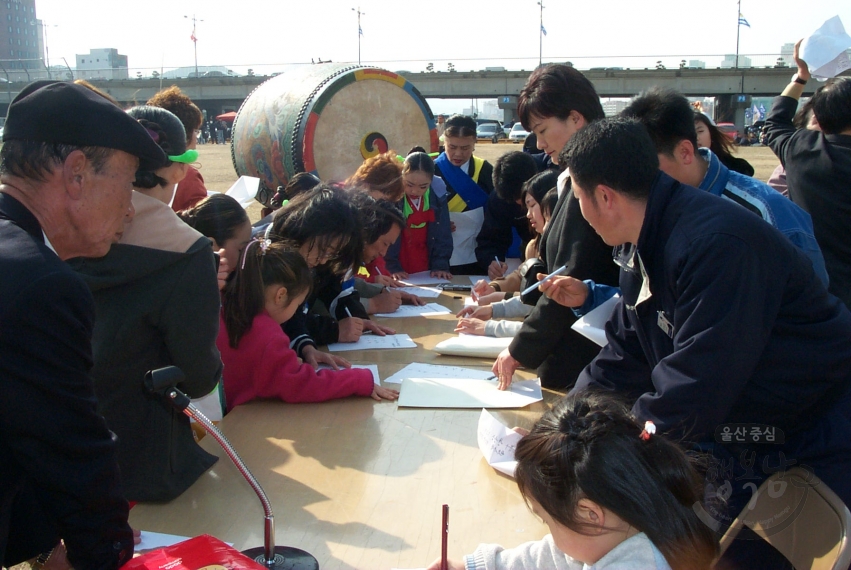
<box><xmin>197</xmin><ymin>141</ymin><xmax>781</xmax><ymax>224</ymax></box>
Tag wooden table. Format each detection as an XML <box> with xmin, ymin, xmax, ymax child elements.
<box><xmin>130</xmin><ymin>287</ymin><xmax>558</xmax><ymax>569</ymax></box>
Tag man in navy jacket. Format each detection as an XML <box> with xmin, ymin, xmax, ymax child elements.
<box><xmin>543</xmin><ymin>117</ymin><xmax>851</xmax><ymax>567</ymax></box>
<box><xmin>0</xmin><ymin>82</ymin><xmax>166</xmax><ymax>568</ymax></box>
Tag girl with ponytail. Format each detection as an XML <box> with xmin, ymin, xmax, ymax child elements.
<box><xmin>428</xmin><ymin>392</ymin><xmax>718</xmax><ymax>570</ymax></box>
<box><xmin>217</xmin><ymin>240</ymin><xmax>399</xmax><ymax>412</ymax></box>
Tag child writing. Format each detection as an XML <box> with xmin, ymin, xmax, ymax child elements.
<box><xmin>427</xmin><ymin>392</ymin><xmax>718</xmax><ymax>570</ymax></box>
<box><xmin>217</xmin><ymin>240</ymin><xmax>399</xmax><ymax>411</ymax></box>
<box><xmin>385</xmin><ymin>151</ymin><xmax>453</xmax><ymax>280</ymax></box>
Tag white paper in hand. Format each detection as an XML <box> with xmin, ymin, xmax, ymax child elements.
<box><xmin>801</xmin><ymin>16</ymin><xmax>851</xmax><ymax>80</ymax></box>
<box><xmin>570</xmin><ymin>294</ymin><xmax>620</xmax><ymax>347</ymax></box>
<box><xmin>477</xmin><ymin>408</ymin><xmax>523</xmax><ymax>477</ymax></box>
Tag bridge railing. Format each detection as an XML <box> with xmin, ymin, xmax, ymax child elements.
<box><xmin>0</xmin><ymin>53</ymin><xmax>799</xmax><ymax>83</ymax></box>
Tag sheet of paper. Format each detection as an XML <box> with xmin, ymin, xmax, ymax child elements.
<box><xmin>225</xmin><ymin>176</ymin><xmax>260</xmax><ymax>209</ymax></box>
<box><xmin>136</xmin><ymin>530</ymin><xmax>192</xmax><ymax>552</ymax></box>
<box><xmin>396</xmin><ymin>286</ymin><xmax>442</xmax><ymax>298</ymax></box>
<box><xmin>449</xmin><ymin>208</ymin><xmax>484</xmax><ymax>266</ymax></box>
<box><xmin>398</xmin><ymin>271</ymin><xmax>451</xmax><ymax>286</ymax></box>
<box><xmin>432</xmin><ymin>334</ymin><xmax>513</xmax><ymax>358</ymax></box>
<box><xmin>318</xmin><ymin>363</ymin><xmax>380</xmax><ymax>385</ymax></box>
<box><xmin>375</xmin><ymin>303</ymin><xmax>451</xmax><ymax>318</ymax></box>
<box><xmin>477</xmin><ymin>408</ymin><xmax>523</xmax><ymax>477</ymax></box>
<box><xmin>570</xmin><ymin>294</ymin><xmax>620</xmax><ymax>347</ymax></box>
<box><xmin>464</xmin><ymin>296</ymin><xmax>477</xmax><ymax>306</ymax></box>
<box><xmin>801</xmin><ymin>16</ymin><xmax>851</xmax><ymax>79</ymax></box>
<box><xmin>385</xmin><ymin>362</ymin><xmax>494</xmax><ymax>384</ymax></box>
<box><xmin>398</xmin><ymin>377</ymin><xmax>542</xmax><ymax>409</ymax></box>
<box><xmin>327</xmin><ymin>333</ymin><xmax>416</xmax><ymax>352</ymax></box>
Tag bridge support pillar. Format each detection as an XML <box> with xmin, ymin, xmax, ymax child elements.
<box><xmin>716</xmin><ymin>94</ymin><xmax>750</xmax><ymax>142</ymax></box>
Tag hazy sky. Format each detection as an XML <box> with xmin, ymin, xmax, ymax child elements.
<box><xmin>36</xmin><ymin>0</ymin><xmax>851</xmax><ymax>75</ymax></box>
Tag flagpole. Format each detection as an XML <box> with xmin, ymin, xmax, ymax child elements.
<box><xmin>537</xmin><ymin>1</ymin><xmax>545</xmax><ymax>67</ymax></box>
<box><xmin>735</xmin><ymin>0</ymin><xmax>741</xmax><ymax>70</ymax></box>
<box><xmin>352</xmin><ymin>7</ymin><xmax>365</xmax><ymax>65</ymax></box>
<box><xmin>184</xmin><ymin>14</ymin><xmax>202</xmax><ymax>78</ymax></box>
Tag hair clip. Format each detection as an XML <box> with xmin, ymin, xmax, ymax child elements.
<box><xmin>639</xmin><ymin>421</ymin><xmax>656</xmax><ymax>441</ymax></box>
<box><xmin>167</xmin><ymin>149</ymin><xmax>200</xmax><ymax>164</ymax></box>
<box><xmin>240</xmin><ymin>237</ymin><xmax>272</xmax><ymax>270</ymax></box>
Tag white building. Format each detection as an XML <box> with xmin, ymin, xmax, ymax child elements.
<box><xmin>721</xmin><ymin>54</ymin><xmax>752</xmax><ymax>69</ymax></box>
<box><xmin>75</xmin><ymin>48</ymin><xmax>128</xmax><ymax>80</ymax></box>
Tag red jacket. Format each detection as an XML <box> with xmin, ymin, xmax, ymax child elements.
<box><xmin>172</xmin><ymin>166</ymin><xmax>208</xmax><ymax>212</ymax></box>
<box><xmin>217</xmin><ymin>311</ymin><xmax>374</xmax><ymax>411</ymax></box>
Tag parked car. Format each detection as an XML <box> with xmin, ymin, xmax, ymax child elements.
<box><xmin>476</xmin><ymin>123</ymin><xmax>505</xmax><ymax>143</ymax></box>
<box><xmin>716</xmin><ymin>122</ymin><xmax>738</xmax><ymax>141</ymax></box>
<box><xmin>509</xmin><ymin>123</ymin><xmax>530</xmax><ymax>143</ymax></box>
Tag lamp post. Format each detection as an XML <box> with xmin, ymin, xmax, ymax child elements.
<box><xmin>184</xmin><ymin>14</ymin><xmax>203</xmax><ymax>78</ymax></box>
<box><xmin>352</xmin><ymin>7</ymin><xmax>365</xmax><ymax>65</ymax></box>
<box><xmin>31</xmin><ymin>20</ymin><xmax>57</xmax><ymax>79</ymax></box>
<box><xmin>537</xmin><ymin>1</ymin><xmax>545</xmax><ymax>67</ymax></box>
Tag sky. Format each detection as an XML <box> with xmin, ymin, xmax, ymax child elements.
<box><xmin>36</xmin><ymin>0</ymin><xmax>850</xmax><ymax>73</ymax></box>
<box><xmin>35</xmin><ymin>0</ymin><xmax>851</xmax><ymax>114</ymax></box>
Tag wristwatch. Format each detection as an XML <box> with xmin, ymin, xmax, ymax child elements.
<box><xmin>791</xmin><ymin>73</ymin><xmax>807</xmax><ymax>85</ymax></box>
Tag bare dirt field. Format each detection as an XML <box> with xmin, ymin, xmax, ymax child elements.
<box><xmin>197</xmin><ymin>141</ymin><xmax>781</xmax><ymax>224</ymax></box>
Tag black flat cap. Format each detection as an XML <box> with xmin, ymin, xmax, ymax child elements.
<box><xmin>3</xmin><ymin>80</ymin><xmax>167</xmax><ymax>171</ymax></box>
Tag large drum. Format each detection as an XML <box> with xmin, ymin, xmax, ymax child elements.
<box><xmin>231</xmin><ymin>64</ymin><xmax>438</xmax><ymax>197</ymax></box>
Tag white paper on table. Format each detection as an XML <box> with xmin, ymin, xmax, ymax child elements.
<box><xmin>477</xmin><ymin>408</ymin><xmax>523</xmax><ymax>477</ymax></box>
<box><xmin>570</xmin><ymin>294</ymin><xmax>620</xmax><ymax>347</ymax></box>
<box><xmin>449</xmin><ymin>208</ymin><xmax>484</xmax><ymax>266</ymax></box>
<box><xmin>318</xmin><ymin>363</ymin><xmax>380</xmax><ymax>385</ymax></box>
<box><xmin>136</xmin><ymin>531</ymin><xmax>192</xmax><ymax>552</ymax></box>
<box><xmin>385</xmin><ymin>362</ymin><xmax>494</xmax><ymax>384</ymax></box>
<box><xmin>398</xmin><ymin>376</ymin><xmax>542</xmax><ymax>408</ymax></box>
<box><xmin>396</xmin><ymin>286</ymin><xmax>442</xmax><ymax>298</ymax></box>
<box><xmin>326</xmin><ymin>333</ymin><xmax>416</xmax><ymax>352</ymax></box>
<box><xmin>801</xmin><ymin>16</ymin><xmax>851</xmax><ymax>80</ymax></box>
<box><xmin>398</xmin><ymin>271</ymin><xmax>451</xmax><ymax>286</ymax></box>
<box><xmin>225</xmin><ymin>176</ymin><xmax>260</xmax><ymax>209</ymax></box>
<box><xmin>374</xmin><ymin>303</ymin><xmax>451</xmax><ymax>318</ymax></box>
<box><xmin>464</xmin><ymin>296</ymin><xmax>477</xmax><ymax>306</ymax></box>
<box><xmin>432</xmin><ymin>334</ymin><xmax>513</xmax><ymax>358</ymax></box>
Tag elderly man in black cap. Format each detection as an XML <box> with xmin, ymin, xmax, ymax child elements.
<box><xmin>0</xmin><ymin>81</ymin><xmax>166</xmax><ymax>569</ymax></box>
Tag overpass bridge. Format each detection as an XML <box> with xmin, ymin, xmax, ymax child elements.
<box><xmin>0</xmin><ymin>66</ymin><xmax>832</xmax><ymax>131</ymax></box>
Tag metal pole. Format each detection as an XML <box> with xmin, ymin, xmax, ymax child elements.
<box><xmin>44</xmin><ymin>22</ymin><xmax>50</xmax><ymax>79</ymax></box>
<box><xmin>62</xmin><ymin>57</ymin><xmax>73</xmax><ymax>80</ymax></box>
<box><xmin>735</xmin><ymin>0</ymin><xmax>741</xmax><ymax>70</ymax></box>
<box><xmin>538</xmin><ymin>1</ymin><xmax>544</xmax><ymax>67</ymax></box>
<box><xmin>352</xmin><ymin>7</ymin><xmax>364</xmax><ymax>65</ymax></box>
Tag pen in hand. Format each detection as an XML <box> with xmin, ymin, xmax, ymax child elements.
<box><xmin>520</xmin><ymin>264</ymin><xmax>568</xmax><ymax>296</ymax></box>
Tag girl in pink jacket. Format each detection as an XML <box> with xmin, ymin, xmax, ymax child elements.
<box><xmin>217</xmin><ymin>240</ymin><xmax>399</xmax><ymax>412</ymax></box>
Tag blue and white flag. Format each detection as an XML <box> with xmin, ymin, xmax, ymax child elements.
<box><xmin>359</xmin><ymin>25</ymin><xmax>364</xmax><ymax>36</ymax></box>
<box><xmin>738</xmin><ymin>13</ymin><xmax>750</xmax><ymax>28</ymax></box>
<box><xmin>541</xmin><ymin>24</ymin><xmax>547</xmax><ymax>36</ymax></box>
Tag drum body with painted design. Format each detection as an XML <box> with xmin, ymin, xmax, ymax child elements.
<box><xmin>231</xmin><ymin>64</ymin><xmax>437</xmax><ymax>197</ymax></box>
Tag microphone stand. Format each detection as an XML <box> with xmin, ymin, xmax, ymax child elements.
<box><xmin>145</xmin><ymin>367</ymin><xmax>319</xmax><ymax>570</ymax></box>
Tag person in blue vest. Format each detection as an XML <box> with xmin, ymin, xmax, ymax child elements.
<box><xmin>434</xmin><ymin>114</ymin><xmax>494</xmax><ymax>274</ymax></box>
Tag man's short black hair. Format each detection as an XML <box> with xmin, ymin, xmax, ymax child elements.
<box><xmin>621</xmin><ymin>88</ymin><xmax>697</xmax><ymax>156</ymax></box>
<box><xmin>444</xmin><ymin>114</ymin><xmax>477</xmax><ymax>138</ymax></box>
<box><xmin>564</xmin><ymin>118</ymin><xmax>659</xmax><ymax>202</ymax></box>
<box><xmin>493</xmin><ymin>151</ymin><xmax>539</xmax><ymax>202</ymax></box>
<box><xmin>811</xmin><ymin>77</ymin><xmax>851</xmax><ymax>134</ymax></box>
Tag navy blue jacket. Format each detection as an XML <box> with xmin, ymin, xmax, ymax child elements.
<box><xmin>0</xmin><ymin>194</ymin><xmax>133</xmax><ymax>568</ymax></box>
<box><xmin>575</xmin><ymin>173</ymin><xmax>851</xmax><ymax>442</ymax></box>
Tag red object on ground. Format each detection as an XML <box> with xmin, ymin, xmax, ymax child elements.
<box><xmin>124</xmin><ymin>534</ymin><xmax>266</xmax><ymax>569</ymax></box>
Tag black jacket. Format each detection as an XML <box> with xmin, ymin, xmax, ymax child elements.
<box><xmin>508</xmin><ymin>185</ymin><xmax>620</xmax><ymax>388</ymax></box>
<box><xmin>764</xmin><ymin>95</ymin><xmax>851</xmax><ymax>310</ymax></box>
<box><xmin>71</xmin><ymin>192</ymin><xmax>222</xmax><ymax>502</ymax></box>
<box><xmin>475</xmin><ymin>191</ymin><xmax>534</xmax><ymax>268</ymax></box>
<box><xmin>0</xmin><ymin>194</ymin><xmax>133</xmax><ymax>568</ymax></box>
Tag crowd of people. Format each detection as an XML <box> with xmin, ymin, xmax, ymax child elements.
<box><xmin>1</xmin><ymin>36</ymin><xmax>849</xmax><ymax>570</ymax></box>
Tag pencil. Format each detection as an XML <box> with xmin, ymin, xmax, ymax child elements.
<box><xmin>520</xmin><ymin>264</ymin><xmax>568</xmax><ymax>296</ymax></box>
<box><xmin>440</xmin><ymin>504</ymin><xmax>449</xmax><ymax>570</ymax></box>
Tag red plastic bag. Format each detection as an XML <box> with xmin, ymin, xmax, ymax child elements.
<box><xmin>123</xmin><ymin>535</ymin><xmax>267</xmax><ymax>570</ymax></box>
